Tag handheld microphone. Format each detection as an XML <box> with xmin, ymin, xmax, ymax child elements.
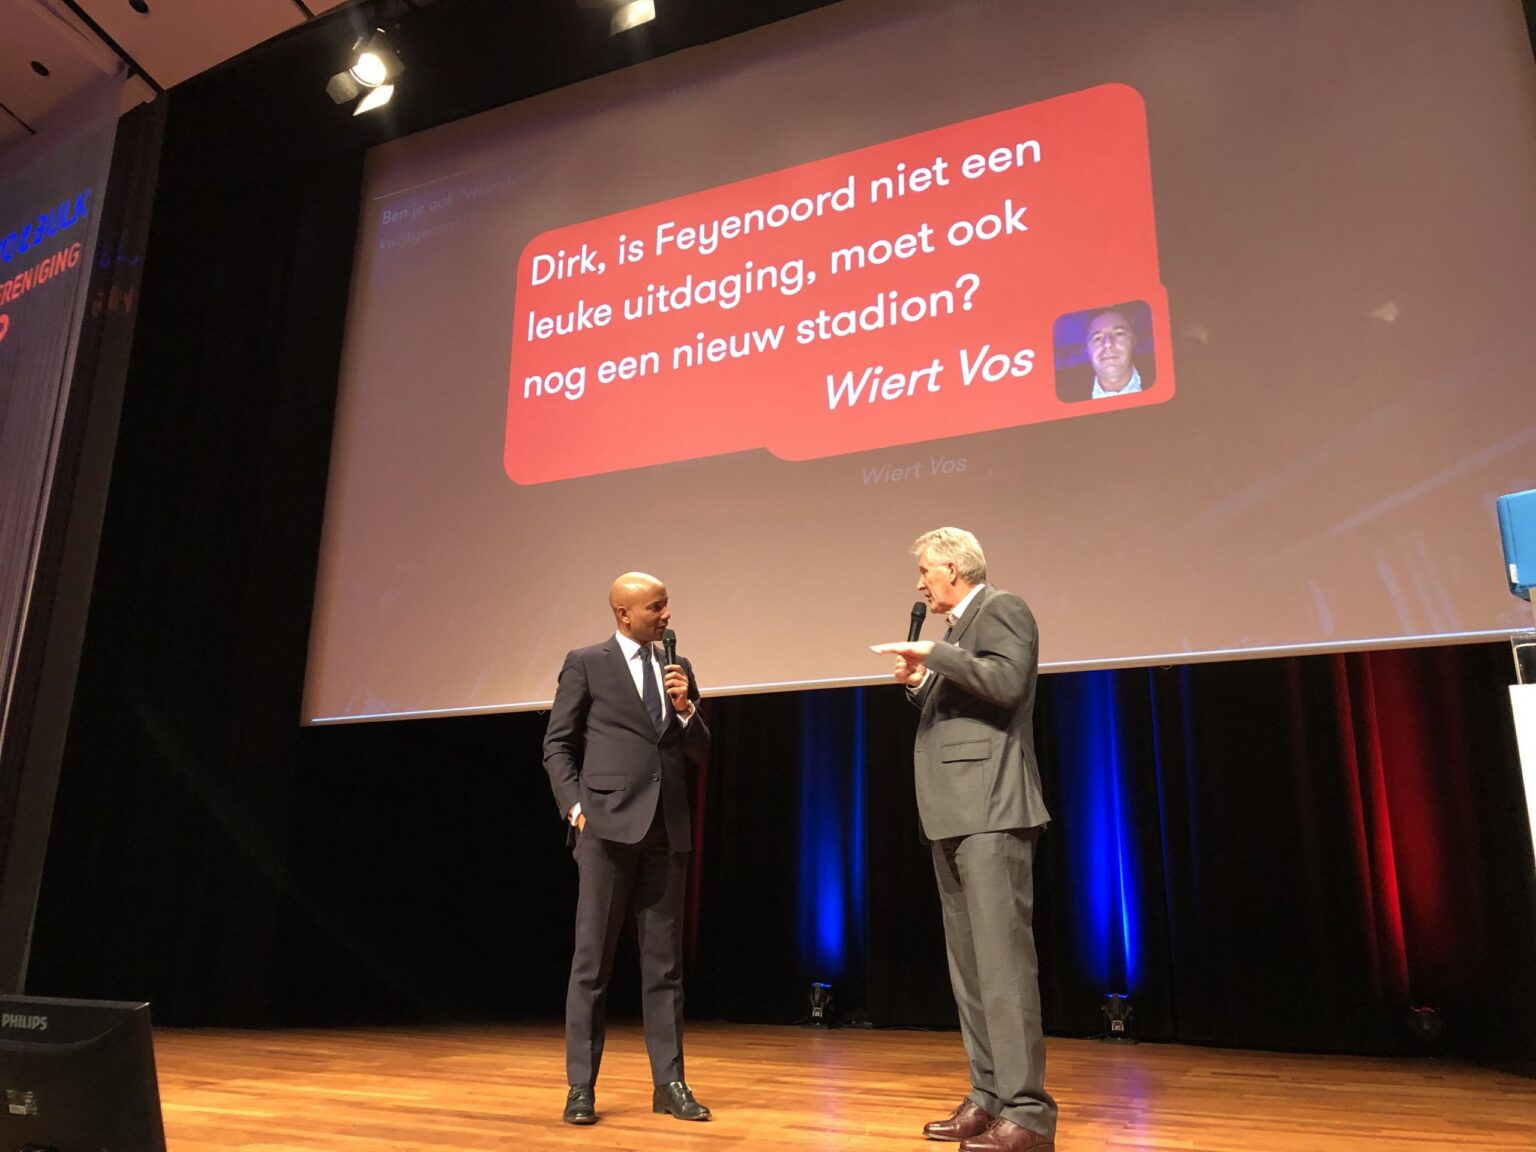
<box><xmin>908</xmin><ymin>601</ymin><xmax>926</xmax><ymax>643</ymax></box>
<box><xmin>663</xmin><ymin>629</ymin><xmax>678</xmax><ymax>668</ymax></box>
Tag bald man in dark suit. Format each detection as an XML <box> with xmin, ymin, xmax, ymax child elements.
<box><xmin>873</xmin><ymin>528</ymin><xmax>1057</xmax><ymax>1152</ymax></box>
<box><xmin>543</xmin><ymin>572</ymin><xmax>711</xmax><ymax>1126</ymax></box>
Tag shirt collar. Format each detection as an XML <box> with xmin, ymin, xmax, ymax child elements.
<box><xmin>948</xmin><ymin>583</ymin><xmax>986</xmax><ymax>625</ymax></box>
<box><xmin>614</xmin><ymin>630</ymin><xmax>652</xmax><ymax>660</ymax></box>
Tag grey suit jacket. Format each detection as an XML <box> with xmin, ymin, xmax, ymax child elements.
<box><xmin>908</xmin><ymin>586</ymin><xmax>1050</xmax><ymax>841</ymax></box>
<box><xmin>542</xmin><ymin>638</ymin><xmax>710</xmax><ymax>849</ymax></box>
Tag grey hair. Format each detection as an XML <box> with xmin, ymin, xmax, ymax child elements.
<box><xmin>911</xmin><ymin>527</ymin><xmax>987</xmax><ymax>583</ymax></box>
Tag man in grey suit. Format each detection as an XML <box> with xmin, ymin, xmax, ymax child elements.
<box><xmin>872</xmin><ymin>528</ymin><xmax>1057</xmax><ymax>1152</ymax></box>
<box><xmin>543</xmin><ymin>572</ymin><xmax>712</xmax><ymax>1126</ymax></box>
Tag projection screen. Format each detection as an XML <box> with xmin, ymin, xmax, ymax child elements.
<box><xmin>303</xmin><ymin>0</ymin><xmax>1536</xmax><ymax>723</ymax></box>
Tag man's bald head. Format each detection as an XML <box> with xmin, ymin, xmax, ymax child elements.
<box><xmin>610</xmin><ymin>572</ymin><xmax>670</xmax><ymax>642</ymax></box>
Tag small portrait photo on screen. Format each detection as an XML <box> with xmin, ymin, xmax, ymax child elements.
<box><xmin>1053</xmin><ymin>300</ymin><xmax>1157</xmax><ymax>403</ymax></box>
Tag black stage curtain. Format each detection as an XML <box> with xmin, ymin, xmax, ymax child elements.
<box><xmin>26</xmin><ymin>87</ymin><xmax>364</xmax><ymax>1024</ymax></box>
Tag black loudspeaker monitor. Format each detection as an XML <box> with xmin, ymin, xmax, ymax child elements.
<box><xmin>0</xmin><ymin>995</ymin><xmax>165</xmax><ymax>1152</ymax></box>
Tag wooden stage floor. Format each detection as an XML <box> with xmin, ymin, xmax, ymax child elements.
<box><xmin>154</xmin><ymin>1021</ymin><xmax>1536</xmax><ymax>1151</ymax></box>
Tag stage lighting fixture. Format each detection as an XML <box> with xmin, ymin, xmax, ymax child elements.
<box><xmin>1407</xmin><ymin>1006</ymin><xmax>1447</xmax><ymax>1050</ymax></box>
<box><xmin>611</xmin><ymin>1</ymin><xmax>656</xmax><ymax>35</ymax></box>
<box><xmin>806</xmin><ymin>982</ymin><xmax>835</xmax><ymax>1028</ymax></box>
<box><xmin>326</xmin><ymin>29</ymin><xmax>402</xmax><ymax>114</ymax></box>
<box><xmin>1100</xmin><ymin>992</ymin><xmax>1134</xmax><ymax>1041</ymax></box>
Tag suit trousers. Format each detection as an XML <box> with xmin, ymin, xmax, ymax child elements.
<box><xmin>932</xmin><ymin>829</ymin><xmax>1057</xmax><ymax>1137</ymax></box>
<box><xmin>566</xmin><ymin>801</ymin><xmax>688</xmax><ymax>1087</ymax></box>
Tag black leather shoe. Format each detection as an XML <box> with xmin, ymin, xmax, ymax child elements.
<box><xmin>563</xmin><ymin>1084</ymin><xmax>596</xmax><ymax>1125</ymax></box>
<box><xmin>652</xmin><ymin>1080</ymin><xmax>711</xmax><ymax>1120</ymax></box>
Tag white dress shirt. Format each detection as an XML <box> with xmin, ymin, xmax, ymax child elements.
<box><xmin>1092</xmin><ymin>365</ymin><xmax>1142</xmax><ymax>399</ymax></box>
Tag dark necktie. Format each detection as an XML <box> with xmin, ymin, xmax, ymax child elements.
<box><xmin>639</xmin><ymin>646</ymin><xmax>665</xmax><ymax>733</ymax></box>
<box><xmin>943</xmin><ymin>613</ymin><xmax>958</xmax><ymax>642</ymax></box>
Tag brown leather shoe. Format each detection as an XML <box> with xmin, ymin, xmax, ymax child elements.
<box><xmin>959</xmin><ymin>1117</ymin><xmax>1054</xmax><ymax>1151</ymax></box>
<box><xmin>923</xmin><ymin>1099</ymin><xmax>994</xmax><ymax>1141</ymax></box>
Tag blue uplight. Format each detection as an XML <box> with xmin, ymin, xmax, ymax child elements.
<box><xmin>797</xmin><ymin>689</ymin><xmax>868</xmax><ymax>977</ymax></box>
<box><xmin>1052</xmin><ymin>670</ymin><xmax>1138</xmax><ymax>990</ymax></box>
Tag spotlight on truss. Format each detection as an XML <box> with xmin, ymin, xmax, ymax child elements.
<box><xmin>326</xmin><ymin>29</ymin><xmax>403</xmax><ymax>115</ymax></box>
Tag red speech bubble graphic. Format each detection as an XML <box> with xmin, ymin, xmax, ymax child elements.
<box><xmin>505</xmin><ymin>83</ymin><xmax>1172</xmax><ymax>484</ymax></box>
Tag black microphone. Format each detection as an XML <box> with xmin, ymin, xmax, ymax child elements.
<box><xmin>663</xmin><ymin>628</ymin><xmax>678</xmax><ymax>668</ymax></box>
<box><xmin>908</xmin><ymin>601</ymin><xmax>926</xmax><ymax>643</ymax></box>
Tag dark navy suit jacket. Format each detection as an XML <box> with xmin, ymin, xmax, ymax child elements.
<box><xmin>542</xmin><ymin>637</ymin><xmax>709</xmax><ymax>849</ymax></box>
